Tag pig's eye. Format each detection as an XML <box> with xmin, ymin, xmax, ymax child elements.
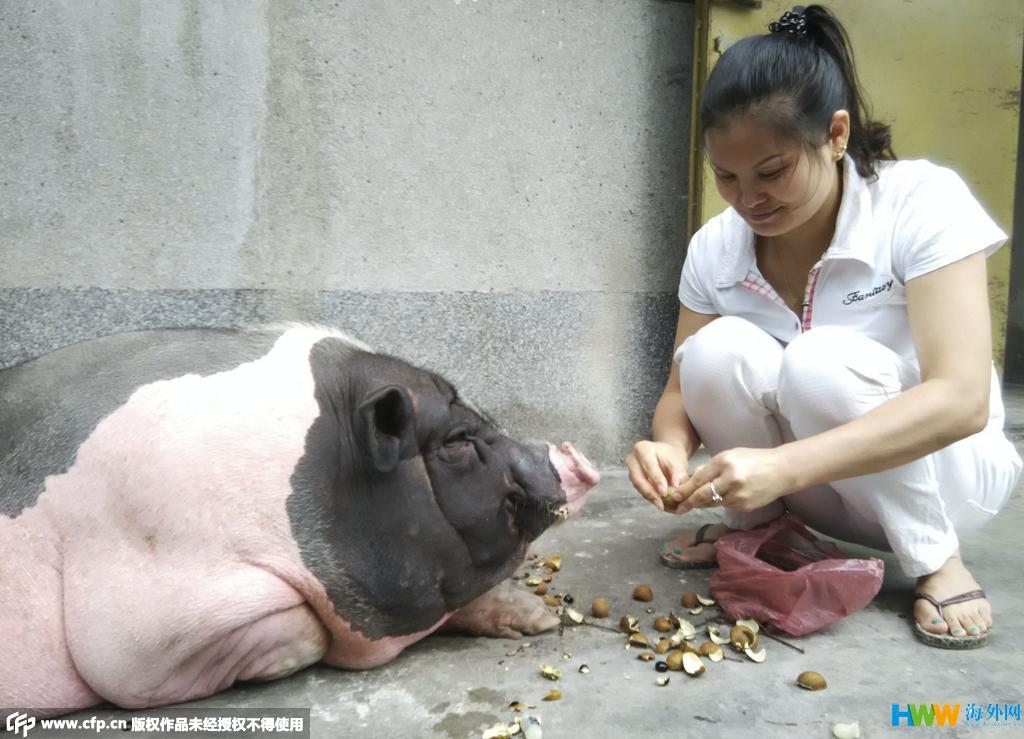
<box><xmin>444</xmin><ymin>427</ymin><xmax>471</xmax><ymax>446</ymax></box>
<box><xmin>439</xmin><ymin>426</ymin><xmax>482</xmax><ymax>464</ymax></box>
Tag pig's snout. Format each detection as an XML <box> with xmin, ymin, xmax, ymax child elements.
<box><xmin>548</xmin><ymin>442</ymin><xmax>599</xmax><ymax>518</ymax></box>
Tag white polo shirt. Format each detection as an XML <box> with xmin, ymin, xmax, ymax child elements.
<box><xmin>678</xmin><ymin>157</ymin><xmax>1008</xmax><ymax>363</ymax></box>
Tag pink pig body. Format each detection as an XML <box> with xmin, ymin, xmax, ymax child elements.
<box><xmin>0</xmin><ymin>325</ymin><xmax>597</xmax><ymax>716</ymax></box>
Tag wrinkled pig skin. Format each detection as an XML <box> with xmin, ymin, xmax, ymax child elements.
<box><xmin>0</xmin><ymin>325</ymin><xmax>599</xmax><ymax>716</ymax></box>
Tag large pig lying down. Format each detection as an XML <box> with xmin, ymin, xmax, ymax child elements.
<box><xmin>0</xmin><ymin>324</ymin><xmax>599</xmax><ymax>717</ymax></box>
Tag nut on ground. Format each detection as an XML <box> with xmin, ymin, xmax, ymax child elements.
<box><xmin>632</xmin><ymin>584</ymin><xmax>654</xmax><ymax>602</ymax></box>
<box><xmin>665</xmin><ymin>651</ymin><xmax>685</xmax><ymax>671</ymax></box>
<box><xmin>698</xmin><ymin>642</ymin><xmax>724</xmax><ymax>662</ymax></box>
<box><xmin>796</xmin><ymin>671</ymin><xmax>827</xmax><ymax>691</ymax></box>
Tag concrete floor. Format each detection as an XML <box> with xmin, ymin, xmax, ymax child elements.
<box><xmin>58</xmin><ymin>392</ymin><xmax>1024</xmax><ymax>739</ymax></box>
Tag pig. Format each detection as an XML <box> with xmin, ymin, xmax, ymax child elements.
<box><xmin>0</xmin><ymin>324</ymin><xmax>599</xmax><ymax>717</ymax></box>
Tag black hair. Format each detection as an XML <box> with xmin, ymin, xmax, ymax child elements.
<box><xmin>699</xmin><ymin>5</ymin><xmax>894</xmax><ymax>179</ymax></box>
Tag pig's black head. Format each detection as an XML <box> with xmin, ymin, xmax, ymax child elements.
<box><xmin>287</xmin><ymin>338</ymin><xmax>597</xmax><ymax>640</ymax></box>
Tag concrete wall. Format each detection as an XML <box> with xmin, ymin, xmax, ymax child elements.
<box><xmin>0</xmin><ymin>0</ymin><xmax>694</xmax><ymax>466</ymax></box>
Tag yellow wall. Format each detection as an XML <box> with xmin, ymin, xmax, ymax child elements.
<box><xmin>690</xmin><ymin>0</ymin><xmax>1023</xmax><ymax>368</ymax></box>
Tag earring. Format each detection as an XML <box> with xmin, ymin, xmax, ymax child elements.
<box><xmin>834</xmin><ymin>144</ymin><xmax>847</xmax><ymax>161</ymax></box>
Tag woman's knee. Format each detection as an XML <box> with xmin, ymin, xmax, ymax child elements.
<box><xmin>778</xmin><ymin>327</ymin><xmax>908</xmax><ymax>431</ymax></box>
<box><xmin>676</xmin><ymin>317</ymin><xmax>782</xmax><ymax>400</ymax></box>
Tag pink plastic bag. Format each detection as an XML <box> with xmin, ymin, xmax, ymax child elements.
<box><xmin>708</xmin><ymin>513</ymin><xmax>884</xmax><ymax>636</ymax></box>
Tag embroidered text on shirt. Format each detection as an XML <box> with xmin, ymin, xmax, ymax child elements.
<box><xmin>843</xmin><ymin>279</ymin><xmax>894</xmax><ymax>306</ymax></box>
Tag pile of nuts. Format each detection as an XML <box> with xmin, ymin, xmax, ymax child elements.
<box><xmin>614</xmin><ymin>586</ymin><xmax>767</xmax><ymax>684</ymax></box>
<box><xmin>496</xmin><ymin>553</ymin><xmax>829</xmax><ymax>738</ymax></box>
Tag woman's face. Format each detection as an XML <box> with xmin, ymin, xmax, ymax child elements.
<box><xmin>705</xmin><ymin>115</ymin><xmax>836</xmax><ymax>238</ymax></box>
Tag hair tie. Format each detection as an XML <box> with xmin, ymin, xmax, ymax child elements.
<box><xmin>769</xmin><ymin>9</ymin><xmax>808</xmax><ymax>38</ymax></box>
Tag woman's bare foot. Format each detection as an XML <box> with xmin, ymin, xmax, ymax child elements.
<box><xmin>913</xmin><ymin>551</ymin><xmax>992</xmax><ymax>643</ymax></box>
<box><xmin>659</xmin><ymin>522</ymin><xmax>735</xmax><ymax>568</ymax></box>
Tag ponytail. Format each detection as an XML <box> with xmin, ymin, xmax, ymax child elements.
<box><xmin>700</xmin><ymin>4</ymin><xmax>895</xmax><ymax>179</ymax></box>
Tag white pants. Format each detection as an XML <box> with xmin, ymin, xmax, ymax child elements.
<box><xmin>676</xmin><ymin>317</ymin><xmax>1022</xmax><ymax>577</ymax></box>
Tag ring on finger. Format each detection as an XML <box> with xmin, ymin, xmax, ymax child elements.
<box><xmin>709</xmin><ymin>481</ymin><xmax>724</xmax><ymax>504</ymax></box>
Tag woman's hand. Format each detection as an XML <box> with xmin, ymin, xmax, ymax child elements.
<box><xmin>675</xmin><ymin>447</ymin><xmax>796</xmax><ymax>512</ymax></box>
<box><xmin>625</xmin><ymin>441</ymin><xmax>690</xmax><ymax>512</ymax></box>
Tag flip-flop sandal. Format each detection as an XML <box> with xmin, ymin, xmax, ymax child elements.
<box><xmin>913</xmin><ymin>589</ymin><xmax>992</xmax><ymax>649</ymax></box>
<box><xmin>659</xmin><ymin>522</ymin><xmax>718</xmax><ymax>570</ymax></box>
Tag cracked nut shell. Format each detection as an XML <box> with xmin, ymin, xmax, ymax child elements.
<box><xmin>627</xmin><ymin>632</ymin><xmax>651</xmax><ymax>648</ymax></box>
<box><xmin>682</xmin><ymin>652</ymin><xmax>706</xmax><ymax>676</ymax></box>
<box><xmin>730</xmin><ymin>624</ymin><xmax>758</xmax><ymax>651</ymax></box>
<box><xmin>797</xmin><ymin>671</ymin><xmax>827</xmax><ymax>691</ymax></box>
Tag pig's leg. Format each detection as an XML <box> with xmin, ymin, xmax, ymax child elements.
<box><xmin>147</xmin><ymin>604</ymin><xmax>327</xmax><ymax>706</ymax></box>
<box><xmin>235</xmin><ymin>604</ymin><xmax>330</xmax><ymax>682</ymax></box>
<box><xmin>110</xmin><ymin>604</ymin><xmax>328</xmax><ymax>708</ymax></box>
<box><xmin>442</xmin><ymin>580</ymin><xmax>559</xmax><ymax>639</ymax></box>
<box><xmin>66</xmin><ymin>566</ymin><xmax>330</xmax><ymax>710</ymax></box>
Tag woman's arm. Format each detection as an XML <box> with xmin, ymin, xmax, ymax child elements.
<box><xmin>679</xmin><ymin>251</ymin><xmax>992</xmax><ymax>510</ymax></box>
<box><xmin>626</xmin><ymin>306</ymin><xmax>718</xmax><ymax>509</ymax></box>
<box><xmin>780</xmin><ymin>250</ymin><xmax>991</xmax><ymax>484</ymax></box>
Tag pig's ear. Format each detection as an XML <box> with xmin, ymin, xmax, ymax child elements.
<box><xmin>356</xmin><ymin>386</ymin><xmax>417</xmax><ymax>473</ymax></box>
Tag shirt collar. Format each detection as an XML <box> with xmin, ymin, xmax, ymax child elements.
<box><xmin>713</xmin><ymin>155</ymin><xmax>877</xmax><ymax>288</ymax></box>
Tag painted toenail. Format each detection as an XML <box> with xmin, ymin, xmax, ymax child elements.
<box><xmin>951</xmin><ymin>627</ymin><xmax>965</xmax><ymax>635</ymax></box>
<box><xmin>672</xmin><ymin>546</ymin><xmax>683</xmax><ymax>555</ymax></box>
<box><xmin>931</xmin><ymin>618</ymin><xmax>943</xmax><ymax>625</ymax></box>
<box><xmin>968</xmin><ymin>626</ymin><xmax>979</xmax><ymax>634</ymax></box>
